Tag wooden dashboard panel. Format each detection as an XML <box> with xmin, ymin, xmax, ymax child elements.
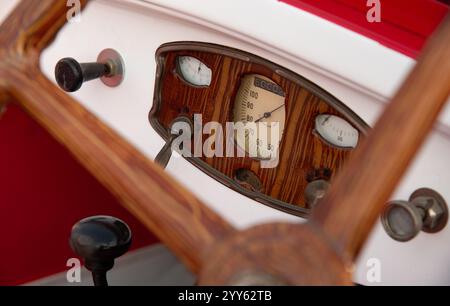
<box><xmin>150</xmin><ymin>42</ymin><xmax>368</xmax><ymax>216</ymax></box>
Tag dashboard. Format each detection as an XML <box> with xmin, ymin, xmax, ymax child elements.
<box><xmin>150</xmin><ymin>42</ymin><xmax>368</xmax><ymax>216</ymax></box>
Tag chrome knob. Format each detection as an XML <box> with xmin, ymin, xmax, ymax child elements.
<box><xmin>55</xmin><ymin>48</ymin><xmax>124</xmax><ymax>92</ymax></box>
<box><xmin>381</xmin><ymin>188</ymin><xmax>448</xmax><ymax>242</ymax></box>
<box><xmin>304</xmin><ymin>179</ymin><xmax>330</xmax><ymax>209</ymax></box>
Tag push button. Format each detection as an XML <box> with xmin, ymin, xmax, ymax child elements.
<box><xmin>381</xmin><ymin>188</ymin><xmax>448</xmax><ymax>242</ymax></box>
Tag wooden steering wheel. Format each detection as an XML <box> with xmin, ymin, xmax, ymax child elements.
<box><xmin>0</xmin><ymin>0</ymin><xmax>449</xmax><ymax>285</ymax></box>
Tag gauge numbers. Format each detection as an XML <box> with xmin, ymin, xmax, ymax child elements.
<box><xmin>233</xmin><ymin>74</ymin><xmax>286</xmax><ymax>159</ymax></box>
<box><xmin>176</xmin><ymin>56</ymin><xmax>212</xmax><ymax>87</ymax></box>
<box><xmin>315</xmin><ymin>114</ymin><xmax>359</xmax><ymax>148</ymax></box>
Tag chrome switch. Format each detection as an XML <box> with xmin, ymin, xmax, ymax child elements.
<box><xmin>304</xmin><ymin>179</ymin><xmax>330</xmax><ymax>209</ymax></box>
<box><xmin>381</xmin><ymin>188</ymin><xmax>448</xmax><ymax>242</ymax></box>
<box><xmin>155</xmin><ymin>115</ymin><xmax>193</xmax><ymax>169</ymax></box>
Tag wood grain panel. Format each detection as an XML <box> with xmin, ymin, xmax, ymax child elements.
<box><xmin>151</xmin><ymin>43</ymin><xmax>368</xmax><ymax>213</ymax></box>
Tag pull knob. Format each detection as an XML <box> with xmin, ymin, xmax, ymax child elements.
<box><xmin>381</xmin><ymin>188</ymin><xmax>448</xmax><ymax>242</ymax></box>
<box><xmin>304</xmin><ymin>179</ymin><xmax>330</xmax><ymax>209</ymax></box>
<box><xmin>70</xmin><ymin>215</ymin><xmax>132</xmax><ymax>286</ymax></box>
<box><xmin>55</xmin><ymin>48</ymin><xmax>124</xmax><ymax>92</ymax></box>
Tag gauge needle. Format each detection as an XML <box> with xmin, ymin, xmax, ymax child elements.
<box><xmin>254</xmin><ymin>104</ymin><xmax>285</xmax><ymax>123</ymax></box>
<box><xmin>321</xmin><ymin>115</ymin><xmax>332</xmax><ymax>126</ymax></box>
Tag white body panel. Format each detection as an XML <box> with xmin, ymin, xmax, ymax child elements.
<box><xmin>2</xmin><ymin>0</ymin><xmax>449</xmax><ymax>285</ymax></box>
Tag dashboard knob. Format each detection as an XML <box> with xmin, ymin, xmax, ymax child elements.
<box><xmin>55</xmin><ymin>48</ymin><xmax>124</xmax><ymax>92</ymax></box>
<box><xmin>70</xmin><ymin>215</ymin><xmax>132</xmax><ymax>286</ymax></box>
<box><xmin>304</xmin><ymin>179</ymin><xmax>330</xmax><ymax>209</ymax></box>
<box><xmin>381</xmin><ymin>188</ymin><xmax>448</xmax><ymax>242</ymax></box>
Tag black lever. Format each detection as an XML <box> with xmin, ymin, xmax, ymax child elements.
<box><xmin>70</xmin><ymin>215</ymin><xmax>132</xmax><ymax>286</ymax></box>
<box><xmin>55</xmin><ymin>48</ymin><xmax>124</xmax><ymax>92</ymax></box>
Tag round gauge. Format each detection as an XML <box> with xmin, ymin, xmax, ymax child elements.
<box><xmin>232</xmin><ymin>74</ymin><xmax>286</xmax><ymax>159</ymax></box>
<box><xmin>176</xmin><ymin>56</ymin><xmax>212</xmax><ymax>87</ymax></box>
<box><xmin>315</xmin><ymin>114</ymin><xmax>359</xmax><ymax>148</ymax></box>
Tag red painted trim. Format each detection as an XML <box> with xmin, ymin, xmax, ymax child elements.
<box><xmin>0</xmin><ymin>105</ymin><xmax>158</xmax><ymax>285</ymax></box>
<box><xmin>280</xmin><ymin>0</ymin><xmax>449</xmax><ymax>58</ymax></box>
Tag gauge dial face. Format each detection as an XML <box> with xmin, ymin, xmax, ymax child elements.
<box><xmin>176</xmin><ymin>56</ymin><xmax>212</xmax><ymax>87</ymax></box>
<box><xmin>233</xmin><ymin>74</ymin><xmax>286</xmax><ymax>159</ymax></box>
<box><xmin>315</xmin><ymin>114</ymin><xmax>359</xmax><ymax>148</ymax></box>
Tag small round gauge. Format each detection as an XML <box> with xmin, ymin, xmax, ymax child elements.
<box><xmin>233</xmin><ymin>74</ymin><xmax>286</xmax><ymax>159</ymax></box>
<box><xmin>315</xmin><ymin>114</ymin><xmax>359</xmax><ymax>148</ymax></box>
<box><xmin>176</xmin><ymin>56</ymin><xmax>212</xmax><ymax>87</ymax></box>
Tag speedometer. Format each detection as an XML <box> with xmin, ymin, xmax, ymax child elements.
<box><xmin>232</xmin><ymin>74</ymin><xmax>286</xmax><ymax>159</ymax></box>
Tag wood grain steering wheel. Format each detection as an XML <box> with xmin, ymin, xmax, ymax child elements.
<box><xmin>0</xmin><ymin>1</ymin><xmax>449</xmax><ymax>285</ymax></box>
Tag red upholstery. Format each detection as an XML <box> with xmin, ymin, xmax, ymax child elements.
<box><xmin>281</xmin><ymin>0</ymin><xmax>449</xmax><ymax>58</ymax></box>
<box><xmin>0</xmin><ymin>104</ymin><xmax>157</xmax><ymax>285</ymax></box>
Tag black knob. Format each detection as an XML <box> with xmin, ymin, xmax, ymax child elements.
<box><xmin>70</xmin><ymin>215</ymin><xmax>132</xmax><ymax>286</ymax></box>
<box><xmin>55</xmin><ymin>58</ymin><xmax>109</xmax><ymax>92</ymax></box>
<box><xmin>55</xmin><ymin>49</ymin><xmax>125</xmax><ymax>92</ymax></box>
<box><xmin>381</xmin><ymin>188</ymin><xmax>448</xmax><ymax>242</ymax></box>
